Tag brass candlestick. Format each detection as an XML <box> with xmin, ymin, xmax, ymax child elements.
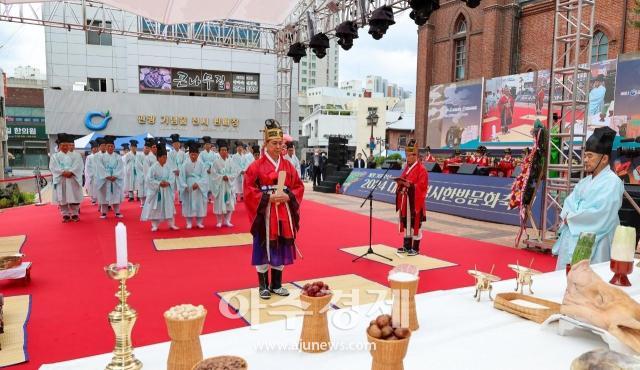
<box><xmin>467</xmin><ymin>265</ymin><xmax>501</xmax><ymax>302</ymax></box>
<box><xmin>105</xmin><ymin>263</ymin><xmax>143</xmax><ymax>370</ymax></box>
<box><xmin>509</xmin><ymin>259</ymin><xmax>541</xmax><ymax>295</ymax></box>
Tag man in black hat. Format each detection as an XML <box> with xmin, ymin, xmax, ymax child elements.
<box><xmin>50</xmin><ymin>133</ymin><xmax>84</xmax><ymax>222</ymax></box>
<box><xmin>197</xmin><ymin>136</ymin><xmax>217</xmax><ymax>202</ymax></box>
<box><xmin>442</xmin><ymin>149</ymin><xmax>463</xmax><ymax>174</ymax></box>
<box><xmin>84</xmin><ymin>140</ymin><xmax>99</xmax><ymax>204</ymax></box>
<box><xmin>168</xmin><ymin>133</ymin><xmax>186</xmax><ymax>200</ymax></box>
<box><xmin>251</xmin><ymin>144</ymin><xmax>260</xmax><ymax>161</ymax></box>
<box><xmin>141</xmin><ymin>140</ymin><xmax>179</xmax><ymax>231</ymax></box>
<box><xmin>423</xmin><ymin>146</ymin><xmax>436</xmax><ymax>163</ymax></box>
<box><xmin>120</xmin><ymin>143</ymin><xmax>130</xmax><ymax>156</ymax></box>
<box><xmin>491</xmin><ymin>148</ymin><xmax>515</xmax><ymax>177</ymax></box>
<box><xmin>124</xmin><ymin>139</ymin><xmax>144</xmax><ymax>202</ymax></box>
<box><xmin>95</xmin><ymin>135</ymin><xmax>125</xmax><ymax>218</ymax></box>
<box><xmin>552</xmin><ymin>127</ymin><xmax>625</xmax><ymax>269</ymax></box>
<box><xmin>141</xmin><ymin>138</ymin><xmax>158</xmax><ymax>207</ymax></box>
<box><xmin>211</xmin><ymin>139</ymin><xmax>239</xmax><ymax>227</ymax></box>
<box><xmin>179</xmin><ymin>141</ymin><xmax>208</xmax><ymax>229</ymax></box>
<box><xmin>467</xmin><ymin>145</ymin><xmax>489</xmax><ymax>167</ymax></box>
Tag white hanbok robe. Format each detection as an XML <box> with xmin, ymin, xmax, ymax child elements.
<box><xmin>168</xmin><ymin>149</ymin><xmax>187</xmax><ymax>190</ymax></box>
<box><xmin>231</xmin><ymin>153</ymin><xmax>249</xmax><ymax>194</ymax></box>
<box><xmin>142</xmin><ymin>152</ymin><xmax>157</xmax><ymax>197</ymax></box>
<box><xmin>50</xmin><ymin>151</ymin><xmax>84</xmax><ymax>205</ymax></box>
<box><xmin>95</xmin><ymin>152</ymin><xmax>125</xmax><ymax>205</ymax></box>
<box><xmin>179</xmin><ymin>160</ymin><xmax>209</xmax><ymax>218</ymax></box>
<box><xmin>123</xmin><ymin>151</ymin><xmax>144</xmax><ymax>193</ymax></box>
<box><xmin>211</xmin><ymin>156</ymin><xmax>239</xmax><ymax>214</ymax></box>
<box><xmin>552</xmin><ymin>166</ymin><xmax>625</xmax><ymax>269</ymax></box>
<box><xmin>141</xmin><ymin>162</ymin><xmax>175</xmax><ymax>221</ymax></box>
<box><xmin>198</xmin><ymin>150</ymin><xmax>218</xmax><ymax>193</ymax></box>
<box><xmin>83</xmin><ymin>153</ymin><xmax>96</xmax><ymax>198</ymax></box>
<box><xmin>284</xmin><ymin>154</ymin><xmax>302</xmax><ymax>177</ymax></box>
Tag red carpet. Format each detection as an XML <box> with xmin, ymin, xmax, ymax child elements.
<box><xmin>0</xmin><ymin>196</ymin><xmax>556</xmax><ymax>369</ymax></box>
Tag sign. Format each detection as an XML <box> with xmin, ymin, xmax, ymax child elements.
<box><xmin>7</xmin><ymin>124</ymin><xmax>47</xmax><ymax>140</ymax></box>
<box><xmin>137</xmin><ymin>114</ymin><xmax>239</xmax><ymax>128</ymax></box>
<box><xmin>341</xmin><ymin>168</ymin><xmax>545</xmax><ymax>226</ymax></box>
<box><xmin>139</xmin><ymin>66</ymin><xmax>259</xmax><ymax>98</ymax></box>
<box><xmin>85</xmin><ymin>110</ymin><xmax>112</xmax><ymax>131</ymax></box>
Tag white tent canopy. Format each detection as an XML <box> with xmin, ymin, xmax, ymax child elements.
<box><xmin>0</xmin><ymin>0</ymin><xmax>299</xmax><ymax>25</ymax></box>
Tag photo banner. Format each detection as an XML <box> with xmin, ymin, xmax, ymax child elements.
<box><xmin>340</xmin><ymin>168</ymin><xmax>545</xmax><ymax>226</ymax></box>
<box><xmin>614</xmin><ymin>52</ymin><xmax>640</xmax><ymax>140</ymax></box>
<box><xmin>426</xmin><ymin>79</ymin><xmax>484</xmax><ymax>150</ymax></box>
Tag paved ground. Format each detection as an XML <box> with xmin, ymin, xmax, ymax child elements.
<box><xmin>303</xmin><ymin>182</ymin><xmax>523</xmax><ymax>248</ymax></box>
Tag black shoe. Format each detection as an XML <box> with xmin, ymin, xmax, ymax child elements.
<box><xmin>412</xmin><ymin>239</ymin><xmax>421</xmax><ymax>253</ymax></box>
<box><xmin>258</xmin><ymin>272</ymin><xmax>271</xmax><ymax>300</ymax></box>
<box><xmin>397</xmin><ymin>247</ymin><xmax>407</xmax><ymax>254</ymax></box>
<box><xmin>398</xmin><ymin>237</ymin><xmax>412</xmax><ymax>254</ymax></box>
<box><xmin>407</xmin><ymin>249</ymin><xmax>419</xmax><ymax>257</ymax></box>
<box><xmin>71</xmin><ymin>215</ymin><xmax>79</xmax><ymax>222</ymax></box>
<box><xmin>269</xmin><ymin>269</ymin><xmax>289</xmax><ymax>296</ymax></box>
<box><xmin>62</xmin><ymin>215</ymin><xmax>70</xmax><ymax>223</ymax></box>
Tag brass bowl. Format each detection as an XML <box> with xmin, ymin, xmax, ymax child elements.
<box><xmin>0</xmin><ymin>254</ymin><xmax>24</xmax><ymax>270</ymax></box>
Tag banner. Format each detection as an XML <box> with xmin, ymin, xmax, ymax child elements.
<box><xmin>614</xmin><ymin>52</ymin><xmax>640</xmax><ymax>140</ymax></box>
<box><xmin>341</xmin><ymin>168</ymin><xmax>545</xmax><ymax>226</ymax></box>
<box><xmin>481</xmin><ymin>71</ymin><xmax>551</xmax><ymax>145</ymax></box>
<box><xmin>426</xmin><ymin>79</ymin><xmax>483</xmax><ymax>150</ymax></box>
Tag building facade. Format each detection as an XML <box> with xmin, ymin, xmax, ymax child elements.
<box><xmin>414</xmin><ymin>0</ymin><xmax>640</xmax><ymax>147</ymax></box>
<box><xmin>43</xmin><ymin>4</ymin><xmax>297</xmax><ymax>148</ymax></box>
<box><xmin>297</xmin><ymin>39</ymin><xmax>339</xmax><ymax>92</ymax></box>
<box><xmin>6</xmin><ymin>78</ymin><xmax>48</xmax><ymax>169</ymax></box>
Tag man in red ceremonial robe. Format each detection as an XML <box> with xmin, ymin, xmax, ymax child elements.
<box><xmin>467</xmin><ymin>146</ymin><xmax>490</xmax><ymax>167</ymax></box>
<box><xmin>244</xmin><ymin>119</ymin><xmax>304</xmax><ymax>300</ymax></box>
<box><xmin>442</xmin><ymin>149</ymin><xmax>463</xmax><ymax>174</ymax></box>
<box><xmin>423</xmin><ymin>146</ymin><xmax>436</xmax><ymax>163</ymax></box>
<box><xmin>395</xmin><ymin>140</ymin><xmax>428</xmax><ymax>256</ymax></box>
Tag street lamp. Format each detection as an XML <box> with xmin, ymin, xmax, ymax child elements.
<box><xmin>366</xmin><ymin>109</ymin><xmax>379</xmax><ymax>159</ymax></box>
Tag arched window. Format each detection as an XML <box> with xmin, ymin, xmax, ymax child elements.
<box><xmin>454</xmin><ymin>18</ymin><xmax>468</xmax><ymax>81</ymax></box>
<box><xmin>591</xmin><ymin>31</ymin><xmax>609</xmax><ymax>63</ymax></box>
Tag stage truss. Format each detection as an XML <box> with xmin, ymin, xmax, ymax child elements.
<box><xmin>524</xmin><ymin>0</ymin><xmax>596</xmax><ymax>250</ymax></box>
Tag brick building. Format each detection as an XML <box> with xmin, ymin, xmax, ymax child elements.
<box><xmin>415</xmin><ymin>0</ymin><xmax>640</xmax><ymax>147</ymax></box>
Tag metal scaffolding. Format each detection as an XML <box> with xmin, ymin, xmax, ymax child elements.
<box><xmin>525</xmin><ymin>0</ymin><xmax>596</xmax><ymax>250</ymax></box>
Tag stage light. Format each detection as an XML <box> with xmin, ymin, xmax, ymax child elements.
<box><xmin>287</xmin><ymin>42</ymin><xmax>307</xmax><ymax>63</ymax></box>
<box><xmin>368</xmin><ymin>5</ymin><xmax>395</xmax><ymax>40</ymax></box>
<box><xmin>409</xmin><ymin>0</ymin><xmax>440</xmax><ymax>26</ymax></box>
<box><xmin>309</xmin><ymin>32</ymin><xmax>330</xmax><ymax>58</ymax></box>
<box><xmin>335</xmin><ymin>21</ymin><xmax>359</xmax><ymax>51</ymax></box>
<box><xmin>464</xmin><ymin>0</ymin><xmax>481</xmax><ymax>8</ymax></box>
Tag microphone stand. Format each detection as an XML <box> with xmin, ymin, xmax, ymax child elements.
<box><xmin>353</xmin><ymin>164</ymin><xmax>394</xmax><ymax>262</ymax></box>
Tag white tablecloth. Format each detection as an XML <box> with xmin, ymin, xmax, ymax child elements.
<box><xmin>0</xmin><ymin>262</ymin><xmax>31</xmax><ymax>280</ymax></box>
<box><xmin>40</xmin><ymin>261</ymin><xmax>640</xmax><ymax>370</ymax></box>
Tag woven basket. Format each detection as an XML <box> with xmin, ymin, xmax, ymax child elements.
<box><xmin>299</xmin><ymin>293</ymin><xmax>332</xmax><ymax>353</ymax></box>
<box><xmin>192</xmin><ymin>355</ymin><xmax>248</xmax><ymax>370</ymax></box>
<box><xmin>389</xmin><ymin>278</ymin><xmax>419</xmax><ymax>331</ymax></box>
<box><xmin>367</xmin><ymin>333</ymin><xmax>410</xmax><ymax>370</ymax></box>
<box><xmin>165</xmin><ymin>309</ymin><xmax>207</xmax><ymax>370</ymax></box>
<box><xmin>493</xmin><ymin>293</ymin><xmax>560</xmax><ymax>324</ymax></box>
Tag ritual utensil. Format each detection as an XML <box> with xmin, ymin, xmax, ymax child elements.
<box><xmin>367</xmin><ymin>333</ymin><xmax>410</xmax><ymax>370</ymax></box>
<box><xmin>299</xmin><ymin>293</ymin><xmax>332</xmax><ymax>353</ymax></box>
<box><xmin>389</xmin><ymin>264</ymin><xmax>419</xmax><ymax>331</ymax></box>
<box><xmin>105</xmin><ymin>263</ymin><xmax>142</xmax><ymax>370</ymax></box>
<box><xmin>467</xmin><ymin>265</ymin><xmax>501</xmax><ymax>302</ymax></box>
<box><xmin>509</xmin><ymin>259</ymin><xmax>541</xmax><ymax>295</ymax></box>
<box><xmin>609</xmin><ymin>225</ymin><xmax>636</xmax><ymax>287</ymax></box>
<box><xmin>165</xmin><ymin>308</ymin><xmax>207</xmax><ymax>370</ymax></box>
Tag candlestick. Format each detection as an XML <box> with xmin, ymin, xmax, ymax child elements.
<box><xmin>115</xmin><ymin>223</ymin><xmax>128</xmax><ymax>268</ymax></box>
<box><xmin>105</xmin><ymin>263</ymin><xmax>142</xmax><ymax>370</ymax></box>
<box><xmin>610</xmin><ymin>225</ymin><xmax>636</xmax><ymax>286</ymax></box>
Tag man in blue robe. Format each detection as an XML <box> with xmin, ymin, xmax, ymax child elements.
<box><xmin>552</xmin><ymin>126</ymin><xmax>625</xmax><ymax>269</ymax></box>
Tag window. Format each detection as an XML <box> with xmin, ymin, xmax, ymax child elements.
<box><xmin>302</xmin><ymin>61</ymin><xmax>307</xmax><ymax>66</ymax></box>
<box><xmin>86</xmin><ymin>20</ymin><xmax>112</xmax><ymax>46</ymax></box>
<box><xmin>311</xmin><ymin>71</ymin><xmax>316</xmax><ymax>77</ymax></box>
<box><xmin>453</xmin><ymin>18</ymin><xmax>467</xmax><ymax>81</ymax></box>
<box><xmin>301</xmin><ymin>78</ymin><xmax>307</xmax><ymax>83</ymax></box>
<box><xmin>591</xmin><ymin>31</ymin><xmax>609</xmax><ymax>63</ymax></box>
<box><xmin>87</xmin><ymin>78</ymin><xmax>107</xmax><ymax>92</ymax></box>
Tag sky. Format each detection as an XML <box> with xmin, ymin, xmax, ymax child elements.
<box><xmin>0</xmin><ymin>12</ymin><xmax>417</xmax><ymax>92</ymax></box>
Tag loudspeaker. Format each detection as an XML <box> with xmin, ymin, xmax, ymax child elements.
<box><xmin>620</xmin><ymin>185</ymin><xmax>640</xmax><ymax>244</ymax></box>
<box><xmin>511</xmin><ymin>166</ymin><xmax>523</xmax><ymax>178</ymax></box>
<box><xmin>457</xmin><ymin>163</ymin><xmax>478</xmax><ymax>175</ymax></box>
<box><xmin>424</xmin><ymin>162</ymin><xmax>441</xmax><ymax>173</ymax></box>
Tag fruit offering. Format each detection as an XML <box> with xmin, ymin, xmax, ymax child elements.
<box><xmin>367</xmin><ymin>314</ymin><xmax>411</xmax><ymax>340</ymax></box>
<box><xmin>164</xmin><ymin>304</ymin><xmax>205</xmax><ymax>320</ymax></box>
<box><xmin>193</xmin><ymin>356</ymin><xmax>248</xmax><ymax>370</ymax></box>
<box><xmin>301</xmin><ymin>281</ymin><xmax>331</xmax><ymax>297</ymax></box>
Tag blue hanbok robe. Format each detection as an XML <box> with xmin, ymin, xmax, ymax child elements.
<box><xmin>142</xmin><ymin>152</ymin><xmax>157</xmax><ymax>196</ymax></box>
<box><xmin>83</xmin><ymin>153</ymin><xmax>97</xmax><ymax>198</ymax></box>
<box><xmin>141</xmin><ymin>162</ymin><xmax>175</xmax><ymax>221</ymax></box>
<box><xmin>179</xmin><ymin>159</ymin><xmax>209</xmax><ymax>218</ymax></box>
<box><xmin>197</xmin><ymin>150</ymin><xmax>218</xmax><ymax>194</ymax></box>
<box><xmin>124</xmin><ymin>151</ymin><xmax>144</xmax><ymax>193</ymax></box>
<box><xmin>168</xmin><ymin>149</ymin><xmax>187</xmax><ymax>190</ymax></box>
<box><xmin>211</xmin><ymin>156</ymin><xmax>239</xmax><ymax>214</ymax></box>
<box><xmin>50</xmin><ymin>151</ymin><xmax>84</xmax><ymax>205</ymax></box>
<box><xmin>95</xmin><ymin>152</ymin><xmax>125</xmax><ymax>205</ymax></box>
<box><xmin>552</xmin><ymin>166</ymin><xmax>625</xmax><ymax>269</ymax></box>
<box><xmin>231</xmin><ymin>152</ymin><xmax>249</xmax><ymax>194</ymax></box>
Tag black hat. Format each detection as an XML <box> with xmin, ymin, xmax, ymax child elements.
<box><xmin>156</xmin><ymin>140</ymin><xmax>168</xmax><ymax>157</ymax></box>
<box><xmin>595</xmin><ymin>74</ymin><xmax>605</xmax><ymax>82</ymax></box>
<box><xmin>216</xmin><ymin>139</ymin><xmax>228</xmax><ymax>150</ymax></box>
<box><xmin>552</xmin><ymin>113</ymin><xmax>559</xmax><ymax>121</ymax></box>
<box><xmin>477</xmin><ymin>145</ymin><xmax>487</xmax><ymax>153</ymax></box>
<box><xmin>104</xmin><ymin>135</ymin><xmax>117</xmax><ymax>145</ymax></box>
<box><xmin>57</xmin><ymin>133</ymin><xmax>72</xmax><ymax>144</ymax></box>
<box><xmin>170</xmin><ymin>134</ymin><xmax>180</xmax><ymax>143</ymax></box>
<box><xmin>286</xmin><ymin>142</ymin><xmax>295</xmax><ymax>149</ymax></box>
<box><xmin>235</xmin><ymin>141</ymin><xmax>244</xmax><ymax>148</ymax></box>
<box><xmin>121</xmin><ymin>143</ymin><xmax>130</xmax><ymax>150</ymax></box>
<box><xmin>89</xmin><ymin>140</ymin><xmax>98</xmax><ymax>149</ymax></box>
<box><xmin>252</xmin><ymin>145</ymin><xmax>260</xmax><ymax>153</ymax></box>
<box><xmin>129</xmin><ymin>139</ymin><xmax>139</xmax><ymax>147</ymax></box>
<box><xmin>202</xmin><ymin>136</ymin><xmax>212</xmax><ymax>144</ymax></box>
<box><xmin>585</xmin><ymin>127</ymin><xmax>616</xmax><ymax>155</ymax></box>
<box><xmin>454</xmin><ymin>149</ymin><xmax>461</xmax><ymax>155</ymax></box>
<box><xmin>186</xmin><ymin>141</ymin><xmax>200</xmax><ymax>154</ymax></box>
<box><xmin>426</xmin><ymin>146</ymin><xmax>431</xmax><ymax>151</ymax></box>
<box><xmin>144</xmin><ymin>138</ymin><xmax>154</xmax><ymax>147</ymax></box>
<box><xmin>96</xmin><ymin>137</ymin><xmax>106</xmax><ymax>145</ymax></box>
<box><xmin>504</xmin><ymin>148</ymin><xmax>512</xmax><ymax>154</ymax></box>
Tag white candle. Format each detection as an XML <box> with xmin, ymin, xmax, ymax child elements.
<box><xmin>115</xmin><ymin>222</ymin><xmax>128</xmax><ymax>268</ymax></box>
<box><xmin>611</xmin><ymin>225</ymin><xmax>636</xmax><ymax>262</ymax></box>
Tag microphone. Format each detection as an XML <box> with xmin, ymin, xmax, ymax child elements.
<box><xmin>620</xmin><ymin>137</ymin><xmax>640</xmax><ymax>143</ymax></box>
